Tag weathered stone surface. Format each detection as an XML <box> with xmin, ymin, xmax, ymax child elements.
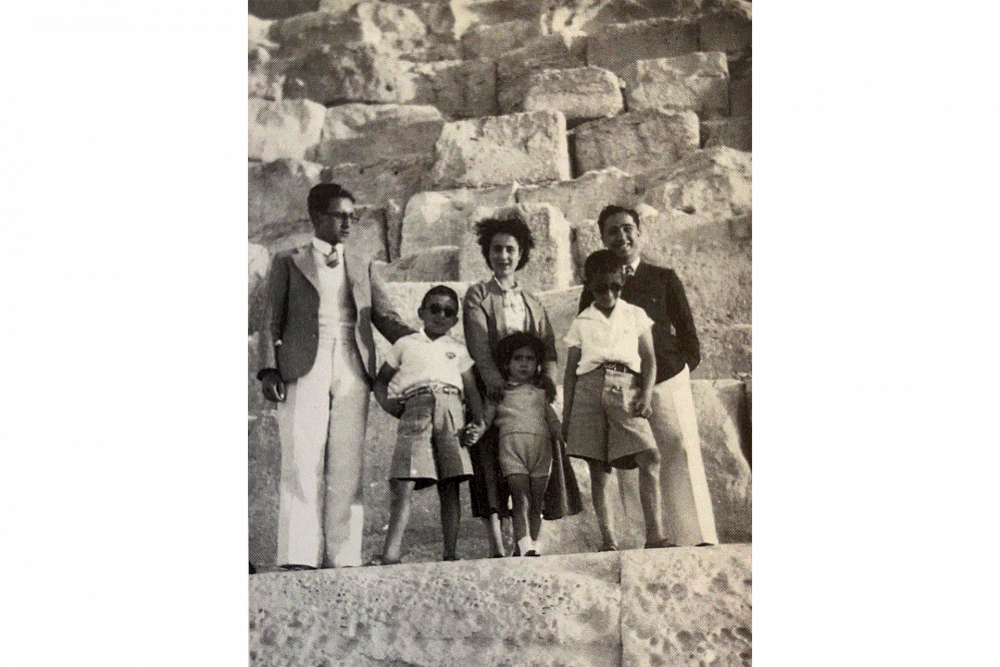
<box><xmin>458</xmin><ymin>203</ymin><xmax>573</xmax><ymax>293</ymax></box>
<box><xmin>248</xmin><ymin>15</ymin><xmax>276</xmax><ymax>51</ymax></box>
<box><xmin>700</xmin><ymin>116</ymin><xmax>751</xmax><ymax>151</ymax></box>
<box><xmin>249</xmin><ymin>552</ymin><xmax>623</xmax><ymax>667</ymax></box>
<box><xmin>460</xmin><ymin>19</ymin><xmax>540</xmax><ymax>59</ymax></box>
<box><xmin>430</xmin><ymin>110</ymin><xmax>571</xmax><ymax>189</ymax></box>
<box><xmin>319</xmin><ymin>154</ymin><xmax>435</xmax><ymax>260</ymax></box>
<box><xmin>572</xmin><ymin>108</ymin><xmax>699</xmax><ymax>177</ymax></box>
<box><xmin>372</xmin><ymin>245</ymin><xmax>461</xmax><ymax>282</ymax></box>
<box><xmin>268</xmin><ymin>10</ymin><xmax>368</xmax><ymax>54</ymax></box>
<box><xmin>587</xmin><ymin>16</ymin><xmax>700</xmax><ymax>75</ymax></box>
<box><xmin>399</xmin><ymin>185</ymin><xmax>514</xmax><ymax>257</ymax></box>
<box><xmin>282</xmin><ymin>43</ymin><xmax>417</xmax><ymax>104</ymax></box>
<box><xmin>621</xmin><ymin>52</ymin><xmax>730</xmax><ymax>118</ymax></box>
<box><xmin>409</xmin><ymin>58</ymin><xmax>498</xmax><ymax>118</ymax></box>
<box><xmin>250</xmin><ymin>0</ymin><xmax>320</xmax><ymax>21</ymax></box>
<box><xmin>621</xmin><ymin>546</ymin><xmax>752</xmax><ymax>667</ymax></box>
<box><xmin>696</xmin><ymin>323</ymin><xmax>751</xmax><ymax>383</ymax></box>
<box><xmin>496</xmin><ymin>33</ymin><xmax>587</xmax><ymax>113</ymax></box>
<box><xmin>730</xmin><ymin>74</ymin><xmax>751</xmax><ymax>116</ymax></box>
<box><xmin>639</xmin><ymin>146</ymin><xmax>751</xmax><ymax>221</ymax></box>
<box><xmin>350</xmin><ymin>1</ymin><xmax>428</xmax><ymax>54</ymax></box>
<box><xmin>308</xmin><ymin>105</ymin><xmax>444</xmax><ymax>165</ymax></box>
<box><xmin>523</xmin><ymin>66</ymin><xmax>624</xmax><ymax>123</ymax></box>
<box><xmin>248</xmin><ymin>50</ymin><xmax>286</xmax><ymax>101</ymax></box>
<box><xmin>248</xmin><ymin>404</ymin><xmax>279</xmax><ymax>568</ymax></box>
<box><xmin>516</xmin><ymin>167</ymin><xmax>639</xmax><ymax>228</ymax></box>
<box><xmin>248</xmin><ymin>244</ymin><xmax>270</xmax><ymax>334</ymax></box>
<box><xmin>248</xmin><ymin>98</ymin><xmax>326</xmax><ymax>162</ymax></box>
<box><xmin>698</xmin><ymin>0</ymin><xmax>752</xmax><ymax>61</ymax></box>
<box><xmin>248</xmin><ymin>158</ymin><xmax>323</xmax><ymax>245</ymax></box>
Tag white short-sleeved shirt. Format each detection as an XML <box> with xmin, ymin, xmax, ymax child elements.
<box><xmin>385</xmin><ymin>330</ymin><xmax>474</xmax><ymax>396</ymax></box>
<box><xmin>563</xmin><ymin>301</ymin><xmax>653</xmax><ymax>375</ymax></box>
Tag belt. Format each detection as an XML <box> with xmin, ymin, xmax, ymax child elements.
<box><xmin>402</xmin><ymin>383</ymin><xmax>462</xmax><ymax>400</ymax></box>
<box><xmin>601</xmin><ymin>361</ymin><xmax>638</xmax><ymax>375</ymax></box>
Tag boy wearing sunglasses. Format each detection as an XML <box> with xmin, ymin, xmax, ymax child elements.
<box><xmin>371</xmin><ymin>285</ymin><xmax>485</xmax><ymax>564</ymax></box>
<box><xmin>562</xmin><ymin>250</ymin><xmax>670</xmax><ymax>552</ymax></box>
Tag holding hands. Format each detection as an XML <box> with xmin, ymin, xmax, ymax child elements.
<box><xmin>461</xmin><ymin>420</ymin><xmax>486</xmax><ymax>448</ymax></box>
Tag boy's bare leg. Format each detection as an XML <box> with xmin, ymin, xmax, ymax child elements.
<box><xmin>508</xmin><ymin>474</ymin><xmax>531</xmax><ymax>554</ymax></box>
<box><xmin>588</xmin><ymin>461</ymin><xmax>616</xmax><ymax>550</ymax></box>
<box><xmin>528</xmin><ymin>476</ymin><xmax>548</xmax><ymax>544</ymax></box>
<box><xmin>438</xmin><ymin>479</ymin><xmax>461</xmax><ymax>560</ymax></box>
<box><xmin>482</xmin><ymin>514</ymin><xmax>505</xmax><ymax>556</ymax></box>
<box><xmin>637</xmin><ymin>451</ymin><xmax>667</xmax><ymax>545</ymax></box>
<box><xmin>382</xmin><ymin>479</ymin><xmax>416</xmax><ymax>562</ymax></box>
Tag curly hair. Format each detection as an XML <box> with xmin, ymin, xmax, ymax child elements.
<box><xmin>307</xmin><ymin>183</ymin><xmax>355</xmax><ymax>213</ymax></box>
<box><xmin>495</xmin><ymin>331</ymin><xmax>547</xmax><ymax>381</ymax></box>
<box><xmin>475</xmin><ymin>215</ymin><xmax>535</xmax><ymax>272</ymax></box>
<box><xmin>596</xmin><ymin>205</ymin><xmax>640</xmax><ymax>234</ymax></box>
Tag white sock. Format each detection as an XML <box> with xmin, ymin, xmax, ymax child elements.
<box><xmin>517</xmin><ymin>535</ymin><xmax>533</xmax><ymax>555</ymax></box>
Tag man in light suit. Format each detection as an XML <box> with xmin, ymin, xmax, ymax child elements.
<box><xmin>257</xmin><ymin>183</ymin><xmax>414</xmax><ymax>569</ymax></box>
<box><xmin>580</xmin><ymin>205</ymin><xmax>718</xmax><ymax>546</ymax></box>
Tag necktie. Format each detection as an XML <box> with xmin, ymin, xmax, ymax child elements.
<box><xmin>623</xmin><ymin>264</ymin><xmax>635</xmax><ymax>279</ymax></box>
<box><xmin>325</xmin><ymin>248</ymin><xmax>339</xmax><ymax>268</ymax></box>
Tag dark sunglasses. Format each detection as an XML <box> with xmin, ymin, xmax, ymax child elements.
<box><xmin>427</xmin><ymin>304</ymin><xmax>457</xmax><ymax>317</ymax></box>
<box><xmin>593</xmin><ymin>282</ymin><xmax>623</xmax><ymax>294</ymax></box>
<box><xmin>321</xmin><ymin>211</ymin><xmax>359</xmax><ymax>223</ymax></box>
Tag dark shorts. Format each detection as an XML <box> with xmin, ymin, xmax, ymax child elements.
<box><xmin>390</xmin><ymin>391</ymin><xmax>473</xmax><ymax>490</ymax></box>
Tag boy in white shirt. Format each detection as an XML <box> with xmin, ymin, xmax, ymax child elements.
<box><xmin>562</xmin><ymin>250</ymin><xmax>671</xmax><ymax>552</ymax></box>
<box><xmin>371</xmin><ymin>285</ymin><xmax>485</xmax><ymax>564</ymax></box>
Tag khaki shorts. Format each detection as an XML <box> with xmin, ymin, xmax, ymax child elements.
<box><xmin>565</xmin><ymin>368</ymin><xmax>657</xmax><ymax>470</ymax></box>
<box><xmin>498</xmin><ymin>432</ymin><xmax>553</xmax><ymax>479</ymax></box>
<box><xmin>391</xmin><ymin>391</ymin><xmax>473</xmax><ymax>489</ymax></box>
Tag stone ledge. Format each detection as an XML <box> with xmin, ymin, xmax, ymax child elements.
<box><xmin>249</xmin><ymin>544</ymin><xmax>751</xmax><ymax>667</ymax></box>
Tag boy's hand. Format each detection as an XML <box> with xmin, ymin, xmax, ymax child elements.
<box><xmin>384</xmin><ymin>397</ymin><xmax>406</xmax><ymax>419</ymax></box>
<box><xmin>633</xmin><ymin>394</ymin><xmax>652</xmax><ymax>419</ymax></box>
<box><xmin>462</xmin><ymin>421</ymin><xmax>485</xmax><ymax>447</ymax></box>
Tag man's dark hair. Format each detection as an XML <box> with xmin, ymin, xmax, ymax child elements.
<box><xmin>307</xmin><ymin>183</ymin><xmax>356</xmax><ymax>213</ymax></box>
<box><xmin>495</xmin><ymin>331</ymin><xmax>547</xmax><ymax>381</ymax></box>
<box><xmin>420</xmin><ymin>284</ymin><xmax>459</xmax><ymax>311</ymax></box>
<box><xmin>583</xmin><ymin>249</ymin><xmax>625</xmax><ymax>281</ymax></box>
<box><xmin>596</xmin><ymin>205</ymin><xmax>641</xmax><ymax>234</ymax></box>
<box><xmin>475</xmin><ymin>215</ymin><xmax>535</xmax><ymax>271</ymax></box>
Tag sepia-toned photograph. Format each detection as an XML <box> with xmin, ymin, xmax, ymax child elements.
<box><xmin>247</xmin><ymin>1</ymin><xmax>752</xmax><ymax>664</ymax></box>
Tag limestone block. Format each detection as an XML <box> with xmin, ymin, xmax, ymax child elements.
<box><xmin>248</xmin><ymin>158</ymin><xmax>323</xmax><ymax>245</ymax></box>
<box><xmin>248</xmin><ymin>407</ymin><xmax>279</xmax><ymax>568</ymax></box>
<box><xmin>695</xmin><ymin>323</ymin><xmax>752</xmax><ymax>383</ymax></box>
<box><xmin>430</xmin><ymin>111</ymin><xmax>571</xmax><ymax>189</ymax></box>
<box><xmin>461</xmin><ymin>19</ymin><xmax>541</xmax><ymax>59</ymax></box>
<box><xmin>587</xmin><ymin>16</ymin><xmax>700</xmax><ymax>75</ymax></box>
<box><xmin>399</xmin><ymin>185</ymin><xmax>514</xmax><ymax>257</ymax></box>
<box><xmin>730</xmin><ymin>74</ymin><xmax>751</xmax><ymax>116</ymax></box>
<box><xmin>248</xmin><ymin>52</ymin><xmax>285</xmax><ymax>101</ymax></box>
<box><xmin>536</xmin><ymin>285</ymin><xmax>584</xmax><ymax>381</ymax></box>
<box><xmin>248</xmin><ymin>98</ymin><xmax>326</xmax><ymax>162</ymax></box>
<box><xmin>268</xmin><ymin>10</ymin><xmax>368</xmax><ymax>55</ymax></box>
<box><xmin>248</xmin><ymin>244</ymin><xmax>270</xmax><ymax>334</ymax></box>
<box><xmin>621</xmin><ymin>52</ymin><xmax>730</xmax><ymax>118</ymax></box>
<box><xmin>248</xmin><ymin>15</ymin><xmax>276</xmax><ymax>51</ymax></box>
<box><xmin>639</xmin><ymin>146</ymin><xmax>752</xmax><ymax>222</ymax></box>
<box><xmin>698</xmin><ymin>0</ymin><xmax>752</xmax><ymax>61</ymax></box>
<box><xmin>523</xmin><ymin>66</ymin><xmax>624</xmax><ymax>123</ymax></box>
<box><xmin>572</xmin><ymin>108</ymin><xmax>699</xmax><ymax>177</ymax></box>
<box><xmin>372</xmin><ymin>245</ymin><xmax>460</xmax><ymax>282</ymax></box>
<box><xmin>496</xmin><ymin>33</ymin><xmax>587</xmax><ymax>113</ymax></box>
<box><xmin>349</xmin><ymin>1</ymin><xmax>428</xmax><ymax>54</ymax></box>
<box><xmin>249</xmin><ymin>0</ymin><xmax>320</xmax><ymax>21</ymax></box>
<box><xmin>409</xmin><ymin>58</ymin><xmax>497</xmax><ymax>118</ymax></box>
<box><xmin>570</xmin><ymin>222</ymin><xmax>605</xmax><ymax>284</ymax></box>
<box><xmin>620</xmin><ymin>546</ymin><xmax>752</xmax><ymax>667</ymax></box>
<box><xmin>700</xmin><ymin>116</ymin><xmax>751</xmax><ymax>151</ymax></box>
<box><xmin>286</xmin><ymin>43</ymin><xmax>418</xmax><ymax>104</ymax></box>
<box><xmin>319</xmin><ymin>154</ymin><xmax>435</xmax><ymax>260</ymax></box>
<box><xmin>308</xmin><ymin>109</ymin><xmax>444</xmax><ymax>165</ymax></box>
<box><xmin>458</xmin><ymin>203</ymin><xmax>572</xmax><ymax>293</ymax></box>
<box><xmin>319</xmin><ymin>102</ymin><xmax>444</xmax><ymax>140</ymax></box>
<box><xmin>249</xmin><ymin>553</ymin><xmax>623</xmax><ymax>667</ymax></box>
<box><xmin>516</xmin><ymin>167</ymin><xmax>639</xmax><ymax>228</ymax></box>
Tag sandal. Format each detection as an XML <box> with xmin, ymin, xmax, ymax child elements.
<box><xmin>365</xmin><ymin>555</ymin><xmax>402</xmax><ymax>566</ymax></box>
<box><xmin>600</xmin><ymin>540</ymin><xmax>619</xmax><ymax>552</ymax></box>
<box><xmin>644</xmin><ymin>538</ymin><xmax>677</xmax><ymax>549</ymax></box>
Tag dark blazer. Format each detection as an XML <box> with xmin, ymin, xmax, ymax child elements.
<box><xmin>259</xmin><ymin>244</ymin><xmax>413</xmax><ymax>383</ymax></box>
<box><xmin>579</xmin><ymin>261</ymin><xmax>700</xmax><ymax>384</ymax></box>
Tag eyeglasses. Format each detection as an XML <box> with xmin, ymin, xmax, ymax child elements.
<box><xmin>593</xmin><ymin>282</ymin><xmax>623</xmax><ymax>294</ymax></box>
<box><xmin>320</xmin><ymin>212</ymin><xmax>359</xmax><ymax>223</ymax></box>
<box><xmin>427</xmin><ymin>304</ymin><xmax>457</xmax><ymax>317</ymax></box>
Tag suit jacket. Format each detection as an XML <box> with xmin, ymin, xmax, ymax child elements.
<box><xmin>463</xmin><ymin>279</ymin><xmax>558</xmax><ymax>385</ymax></box>
<box><xmin>579</xmin><ymin>261</ymin><xmax>700</xmax><ymax>384</ymax></box>
<box><xmin>259</xmin><ymin>244</ymin><xmax>413</xmax><ymax>383</ymax></box>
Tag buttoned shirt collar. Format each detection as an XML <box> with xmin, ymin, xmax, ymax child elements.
<box><xmin>627</xmin><ymin>257</ymin><xmax>641</xmax><ymax>275</ymax></box>
<box><xmin>578</xmin><ymin>300</ymin><xmax>625</xmax><ymax>323</ymax></box>
<box><xmin>311</xmin><ymin>237</ymin><xmax>341</xmax><ymax>260</ymax></box>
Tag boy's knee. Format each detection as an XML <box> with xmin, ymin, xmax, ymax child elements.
<box><xmin>637</xmin><ymin>448</ymin><xmax>661</xmax><ymax>468</ymax></box>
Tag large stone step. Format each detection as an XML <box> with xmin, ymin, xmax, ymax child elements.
<box><xmin>249</xmin><ymin>544</ymin><xmax>751</xmax><ymax>667</ymax></box>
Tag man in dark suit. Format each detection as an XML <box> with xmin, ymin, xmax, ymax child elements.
<box><xmin>257</xmin><ymin>183</ymin><xmax>414</xmax><ymax>569</ymax></box>
<box><xmin>580</xmin><ymin>205</ymin><xmax>718</xmax><ymax>546</ymax></box>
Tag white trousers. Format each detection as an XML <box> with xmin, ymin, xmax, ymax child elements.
<box><xmin>648</xmin><ymin>365</ymin><xmax>719</xmax><ymax>545</ymax></box>
<box><xmin>276</xmin><ymin>327</ymin><xmax>369</xmax><ymax>568</ymax></box>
